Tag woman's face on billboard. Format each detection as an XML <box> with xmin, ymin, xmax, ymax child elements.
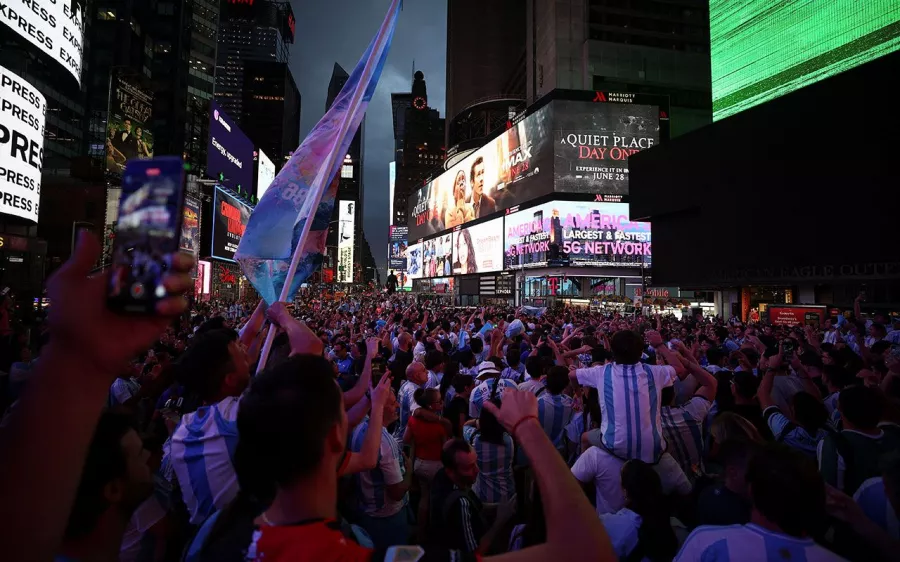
<box><xmin>454</xmin><ymin>171</ymin><xmax>466</xmax><ymax>202</ymax></box>
<box><xmin>456</xmin><ymin>233</ymin><xmax>468</xmax><ymax>265</ymax></box>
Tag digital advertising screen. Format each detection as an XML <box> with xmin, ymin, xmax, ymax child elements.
<box><xmin>395</xmin><ymin>270</ymin><xmax>412</xmax><ymax>292</ymax></box>
<box><xmin>422</xmin><ymin>233</ymin><xmax>453</xmax><ymax>278</ymax></box>
<box><xmin>0</xmin><ymin>0</ymin><xmax>84</xmax><ymax>84</ymax></box>
<box><xmin>212</xmin><ymin>187</ymin><xmax>252</xmax><ymax>261</ymax></box>
<box><xmin>337</xmin><ymin>200</ymin><xmax>356</xmax><ymax>283</ymax></box>
<box><xmin>180</xmin><ymin>196</ymin><xmax>200</xmax><ymax>277</ymax></box>
<box><xmin>207</xmin><ymin>101</ymin><xmax>254</xmax><ymax>192</ymax></box>
<box><xmin>256</xmin><ymin>149</ymin><xmax>276</xmax><ymax>200</ymax></box>
<box><xmin>554</xmin><ymin>99</ymin><xmax>659</xmax><ymax>197</ymax></box>
<box><xmin>106</xmin><ymin>75</ymin><xmax>154</xmax><ymax>174</ymax></box>
<box><xmin>0</xmin><ymin>65</ymin><xmax>45</xmax><ymax>222</ymax></box>
<box><xmin>407</xmin><ymin>241</ymin><xmax>423</xmax><ymax>279</ymax></box>
<box><xmin>452</xmin><ymin>217</ymin><xmax>503</xmax><ymax>275</ymax></box>
<box><xmin>408</xmin><ymin>104</ymin><xmax>554</xmax><ymax>240</ymax></box>
<box><xmin>710</xmin><ymin>0</ymin><xmax>900</xmax><ymax>121</ymax></box>
<box><xmin>504</xmin><ymin>200</ymin><xmax>651</xmax><ymax>269</ymax></box>
<box><xmin>196</xmin><ymin>260</ymin><xmax>211</xmax><ymax>297</ymax></box>
<box><xmin>388</xmin><ymin>225</ymin><xmax>408</xmax><ymax>271</ymax></box>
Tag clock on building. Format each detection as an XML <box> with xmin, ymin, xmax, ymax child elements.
<box><xmin>413</xmin><ymin>96</ymin><xmax>427</xmax><ymax>110</ymax></box>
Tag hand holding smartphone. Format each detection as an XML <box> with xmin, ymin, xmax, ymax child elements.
<box><xmin>107</xmin><ymin>157</ymin><xmax>187</xmax><ymax>315</ymax></box>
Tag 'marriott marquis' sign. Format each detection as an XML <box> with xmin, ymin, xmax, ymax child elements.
<box><xmin>0</xmin><ymin>0</ymin><xmax>84</xmax><ymax>84</ymax></box>
<box><xmin>0</xmin><ymin>65</ymin><xmax>46</xmax><ymax>222</ymax></box>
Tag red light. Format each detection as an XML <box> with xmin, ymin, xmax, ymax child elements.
<box><xmin>147</xmin><ymin>168</ymin><xmax>161</xmax><ymax>176</ymax></box>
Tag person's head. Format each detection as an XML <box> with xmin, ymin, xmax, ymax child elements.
<box><xmin>838</xmin><ymin>385</ymin><xmax>882</xmax><ymax>431</ymax></box>
<box><xmin>731</xmin><ymin>371</ymin><xmax>759</xmax><ymax>402</ymax></box>
<box><xmin>442</xmin><ymin>439</ymin><xmax>478</xmax><ymax>488</ymax></box>
<box><xmin>790</xmin><ymin>391</ymin><xmax>828</xmax><ymax>434</ymax></box>
<box><xmin>398</xmin><ymin>331</ymin><xmax>412</xmax><ymax>351</ymax></box>
<box><xmin>63</xmin><ymin>411</ymin><xmax>153</xmax><ymax>543</ymax></box>
<box><xmin>506</xmin><ymin>346</ymin><xmax>521</xmax><ymax>368</ymax></box>
<box><xmin>405</xmin><ymin>361</ymin><xmax>428</xmax><ymax>386</ymax></box>
<box><xmin>333</xmin><ymin>341</ymin><xmax>348</xmax><ymax>359</ymax></box>
<box><xmin>453</xmin><ymin>170</ymin><xmax>467</xmax><ymax>202</ymax></box>
<box><xmin>619</xmin><ymin>460</ymin><xmax>678</xmax><ymax>561</ymax></box>
<box><xmin>455</xmin><ymin>230</ymin><xmax>476</xmax><ymax>272</ymax></box>
<box><xmin>610</xmin><ymin>330</ymin><xmax>644</xmax><ymax>364</ymax></box>
<box><xmin>452</xmin><ymin>374</ymin><xmax>475</xmax><ymax>397</ymax></box>
<box><xmin>123</xmin><ymin>119</ymin><xmax>132</xmax><ymax>132</ymax></box>
<box><xmin>746</xmin><ymin>444</ymin><xmax>826</xmax><ymax>537</ymax></box>
<box><xmin>382</xmin><ymin>387</ymin><xmax>400</xmax><ymax>426</ymax></box>
<box><xmin>414</xmin><ymin>387</ymin><xmax>443</xmax><ymax>412</ymax></box>
<box><xmin>178</xmin><ymin>329</ymin><xmax>249</xmax><ymax>403</ymax></box>
<box><xmin>477</xmin><ymin>398</ymin><xmax>505</xmax><ymax>443</ymax></box>
<box><xmin>470</xmin><ymin>157</ymin><xmax>485</xmax><ymax>197</ymax></box>
<box><xmin>713</xmin><ymin>326</ymin><xmax>728</xmax><ymax>344</ymax></box>
<box><xmin>707</xmin><ymin>347</ymin><xmax>728</xmax><ymax>368</ymax></box>
<box><xmin>709</xmin><ymin>412</ymin><xmax>764</xmax><ymax>448</ymax></box>
<box><xmin>870</xmin><ymin>323</ymin><xmax>887</xmax><ymax>340</ymax></box>
<box><xmin>545</xmin><ymin>366</ymin><xmax>569</xmax><ymax>396</ymax></box>
<box><xmin>424</xmin><ymin>350</ymin><xmax>445</xmax><ymax>373</ymax></box>
<box><xmin>135</xmin><ymin>127</ymin><xmax>143</xmax><ymax>139</ymax></box>
<box><xmin>469</xmin><ymin>336</ymin><xmax>483</xmax><ymax>355</ymax></box>
<box><xmin>235</xmin><ymin>355</ymin><xmax>346</xmax><ymax>502</ymax></box>
<box><xmin>718</xmin><ymin>439</ymin><xmax>762</xmax><ymax>496</ymax></box>
<box><xmin>525</xmin><ymin>356</ymin><xmax>544</xmax><ymax>380</ymax></box>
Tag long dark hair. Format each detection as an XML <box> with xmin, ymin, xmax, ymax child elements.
<box><xmin>454</xmin><ymin>229</ymin><xmax>477</xmax><ymax>274</ymax></box>
<box><xmin>621</xmin><ymin>460</ymin><xmax>678</xmax><ymax>561</ymax></box>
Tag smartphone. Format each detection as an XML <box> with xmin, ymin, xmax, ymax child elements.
<box><xmin>107</xmin><ymin>157</ymin><xmax>187</xmax><ymax>314</ymax></box>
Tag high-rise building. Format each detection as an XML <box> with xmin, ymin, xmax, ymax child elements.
<box><xmin>215</xmin><ymin>0</ymin><xmax>295</xmax><ymax>122</ymax></box>
<box><xmin>527</xmin><ymin>0</ymin><xmax>712</xmax><ymax>137</ymax></box>
<box><xmin>445</xmin><ymin>0</ymin><xmax>526</xmax><ymax>149</ymax></box>
<box><xmin>391</xmin><ymin>71</ymin><xmax>445</xmax><ymax>227</ymax></box>
<box><xmin>241</xmin><ymin>60</ymin><xmax>301</xmax><ymax>167</ymax></box>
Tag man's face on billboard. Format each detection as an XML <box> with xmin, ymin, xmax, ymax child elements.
<box><xmin>473</xmin><ymin>163</ymin><xmax>485</xmax><ymax>197</ymax></box>
<box><xmin>124</xmin><ymin>119</ymin><xmax>132</xmax><ymax>132</ymax></box>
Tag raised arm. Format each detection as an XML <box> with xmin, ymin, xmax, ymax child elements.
<box><xmin>344</xmin><ymin>337</ymin><xmax>378</xmax><ymax>408</ymax></box>
<box><xmin>343</xmin><ymin>373</ymin><xmax>391</xmax><ymax>474</ymax></box>
<box><xmin>647</xmin><ymin>330</ymin><xmax>687</xmax><ymax>380</ymax></box>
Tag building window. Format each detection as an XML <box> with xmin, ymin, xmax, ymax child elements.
<box><xmin>98</xmin><ymin>8</ymin><xmax>116</xmax><ymax>20</ymax></box>
<box><xmin>341</xmin><ymin>165</ymin><xmax>353</xmax><ymax>179</ymax></box>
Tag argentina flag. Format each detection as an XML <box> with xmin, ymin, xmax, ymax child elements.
<box><xmin>236</xmin><ymin>0</ymin><xmax>402</xmax><ymax>304</ymax></box>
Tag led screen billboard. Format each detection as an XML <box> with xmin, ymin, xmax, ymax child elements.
<box><xmin>337</xmin><ymin>200</ymin><xmax>355</xmax><ymax>283</ymax></box>
<box><xmin>256</xmin><ymin>149</ymin><xmax>276</xmax><ymax>200</ymax></box>
<box><xmin>207</xmin><ymin>101</ymin><xmax>254</xmax><ymax>192</ymax></box>
<box><xmin>408</xmin><ymin>104</ymin><xmax>554</xmax><ymax>240</ymax></box>
<box><xmin>388</xmin><ymin>225</ymin><xmax>408</xmax><ymax>271</ymax></box>
<box><xmin>554</xmin><ymin>99</ymin><xmax>659</xmax><ymax>196</ymax></box>
<box><xmin>212</xmin><ymin>187</ymin><xmax>252</xmax><ymax>261</ymax></box>
<box><xmin>504</xmin><ymin>200</ymin><xmax>651</xmax><ymax>269</ymax></box>
<box><xmin>180</xmin><ymin>196</ymin><xmax>200</xmax><ymax>277</ymax></box>
<box><xmin>0</xmin><ymin>65</ymin><xmax>45</xmax><ymax>222</ymax></box>
<box><xmin>711</xmin><ymin>1</ymin><xmax>900</xmax><ymax>121</ymax></box>
<box><xmin>452</xmin><ymin>217</ymin><xmax>503</xmax><ymax>275</ymax></box>
<box><xmin>0</xmin><ymin>0</ymin><xmax>84</xmax><ymax>84</ymax></box>
<box><xmin>407</xmin><ymin>241</ymin><xmax>423</xmax><ymax>279</ymax></box>
<box><xmin>423</xmin><ymin>233</ymin><xmax>452</xmax><ymax>278</ymax></box>
<box><xmin>105</xmin><ymin>75</ymin><xmax>154</xmax><ymax>174</ymax></box>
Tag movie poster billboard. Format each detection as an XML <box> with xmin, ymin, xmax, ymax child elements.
<box><xmin>106</xmin><ymin>75</ymin><xmax>154</xmax><ymax>174</ymax></box>
<box><xmin>408</xmin><ymin>104</ymin><xmax>554</xmax><ymax>240</ymax></box>
<box><xmin>554</xmin><ymin>99</ymin><xmax>659</xmax><ymax>196</ymax></box>
<box><xmin>388</xmin><ymin>225</ymin><xmax>408</xmax><ymax>271</ymax></box>
<box><xmin>452</xmin><ymin>217</ymin><xmax>503</xmax><ymax>274</ymax></box>
<box><xmin>212</xmin><ymin>187</ymin><xmax>252</xmax><ymax>261</ymax></box>
<box><xmin>423</xmin><ymin>233</ymin><xmax>452</xmax><ymax>278</ymax></box>
<box><xmin>407</xmin><ymin>242</ymin><xmax>423</xmax><ymax>279</ymax></box>
<box><xmin>504</xmin><ymin>200</ymin><xmax>651</xmax><ymax>269</ymax></box>
<box><xmin>180</xmin><ymin>197</ymin><xmax>201</xmax><ymax>277</ymax></box>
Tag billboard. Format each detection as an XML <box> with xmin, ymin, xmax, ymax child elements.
<box><xmin>388</xmin><ymin>160</ymin><xmax>396</xmax><ymax>220</ymax></box>
<box><xmin>554</xmin><ymin>99</ymin><xmax>659</xmax><ymax>196</ymax></box>
<box><xmin>504</xmin><ymin>201</ymin><xmax>651</xmax><ymax>269</ymax></box>
<box><xmin>256</xmin><ymin>149</ymin><xmax>276</xmax><ymax>200</ymax></box>
<box><xmin>0</xmin><ymin>65</ymin><xmax>45</xmax><ymax>222</ymax></box>
<box><xmin>408</xmin><ymin>103</ymin><xmax>554</xmax><ymax>240</ymax></box>
<box><xmin>452</xmin><ymin>217</ymin><xmax>503</xmax><ymax>275</ymax></box>
<box><xmin>207</xmin><ymin>101</ymin><xmax>254</xmax><ymax>192</ymax></box>
<box><xmin>711</xmin><ymin>1</ymin><xmax>900</xmax><ymax>121</ymax></box>
<box><xmin>337</xmin><ymin>200</ymin><xmax>355</xmax><ymax>283</ymax></box>
<box><xmin>105</xmin><ymin>75</ymin><xmax>154</xmax><ymax>174</ymax></box>
<box><xmin>423</xmin><ymin>233</ymin><xmax>452</xmax><ymax>278</ymax></box>
<box><xmin>397</xmin><ymin>270</ymin><xmax>412</xmax><ymax>292</ymax></box>
<box><xmin>388</xmin><ymin>225</ymin><xmax>408</xmax><ymax>271</ymax></box>
<box><xmin>196</xmin><ymin>260</ymin><xmax>211</xmax><ymax>296</ymax></box>
<box><xmin>407</xmin><ymin>241</ymin><xmax>423</xmax><ymax>279</ymax></box>
<box><xmin>0</xmin><ymin>0</ymin><xmax>84</xmax><ymax>84</ymax></box>
<box><xmin>180</xmin><ymin>196</ymin><xmax>201</xmax><ymax>277</ymax></box>
<box><xmin>212</xmin><ymin>187</ymin><xmax>252</xmax><ymax>261</ymax></box>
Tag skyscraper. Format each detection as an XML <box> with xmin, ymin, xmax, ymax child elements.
<box><xmin>391</xmin><ymin>71</ymin><xmax>445</xmax><ymax>227</ymax></box>
<box><xmin>445</xmin><ymin>0</ymin><xmax>526</xmax><ymax>148</ymax></box>
<box><xmin>241</xmin><ymin>60</ymin><xmax>302</xmax><ymax>167</ymax></box>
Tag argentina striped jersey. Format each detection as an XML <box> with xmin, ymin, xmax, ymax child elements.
<box><xmin>537</xmin><ymin>393</ymin><xmax>574</xmax><ymax>450</ymax></box>
<box><xmin>463</xmin><ymin>425</ymin><xmax>515</xmax><ymax>503</ymax></box>
<box><xmin>469</xmin><ymin>378</ymin><xmax>518</xmax><ymax>419</ymax></box>
<box><xmin>351</xmin><ymin>418</ymin><xmax>407</xmax><ymax>517</ymax></box>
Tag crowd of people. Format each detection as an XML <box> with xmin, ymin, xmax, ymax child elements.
<box><xmin>1</xmin><ymin>233</ymin><xmax>898</xmax><ymax>562</ymax></box>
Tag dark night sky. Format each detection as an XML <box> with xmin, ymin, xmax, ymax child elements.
<box><xmin>289</xmin><ymin>0</ymin><xmax>446</xmax><ymax>281</ymax></box>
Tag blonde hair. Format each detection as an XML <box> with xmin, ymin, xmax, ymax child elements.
<box><xmin>709</xmin><ymin>412</ymin><xmax>764</xmax><ymax>445</ymax></box>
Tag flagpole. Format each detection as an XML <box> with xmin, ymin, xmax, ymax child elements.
<box><xmin>255</xmin><ymin>0</ymin><xmax>401</xmax><ymax>374</ymax></box>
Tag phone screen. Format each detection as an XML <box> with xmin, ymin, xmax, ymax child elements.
<box><xmin>107</xmin><ymin>157</ymin><xmax>186</xmax><ymax>314</ymax></box>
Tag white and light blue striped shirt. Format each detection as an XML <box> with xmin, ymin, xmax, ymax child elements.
<box><xmin>537</xmin><ymin>393</ymin><xmax>574</xmax><ymax>450</ymax></box>
<box><xmin>167</xmin><ymin>396</ymin><xmax>241</xmax><ymax>525</ymax></box>
<box><xmin>576</xmin><ymin>363</ymin><xmax>677</xmax><ymax>462</ymax></box>
<box><xmin>469</xmin><ymin>378</ymin><xmax>519</xmax><ymax>419</ymax></box>
<box><xmin>675</xmin><ymin>524</ymin><xmax>846</xmax><ymax>561</ymax></box>
<box><xmin>661</xmin><ymin>397</ymin><xmax>711</xmax><ymax>482</ymax></box>
<box><xmin>463</xmin><ymin>425</ymin><xmax>514</xmax><ymax>503</ymax></box>
<box><xmin>394</xmin><ymin>379</ymin><xmax>422</xmax><ymax>440</ymax></box>
<box><xmin>854</xmin><ymin>477</ymin><xmax>899</xmax><ymax>539</ymax></box>
<box><xmin>351</xmin><ymin>419</ymin><xmax>407</xmax><ymax>518</ymax></box>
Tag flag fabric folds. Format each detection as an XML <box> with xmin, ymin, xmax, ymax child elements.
<box><xmin>236</xmin><ymin>0</ymin><xmax>401</xmax><ymax>304</ymax></box>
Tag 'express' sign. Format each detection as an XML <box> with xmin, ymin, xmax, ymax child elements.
<box><xmin>0</xmin><ymin>0</ymin><xmax>84</xmax><ymax>84</ymax></box>
<box><xmin>0</xmin><ymin>65</ymin><xmax>45</xmax><ymax>222</ymax></box>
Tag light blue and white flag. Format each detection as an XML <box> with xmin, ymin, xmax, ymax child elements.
<box><xmin>236</xmin><ymin>0</ymin><xmax>401</xmax><ymax>304</ymax></box>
